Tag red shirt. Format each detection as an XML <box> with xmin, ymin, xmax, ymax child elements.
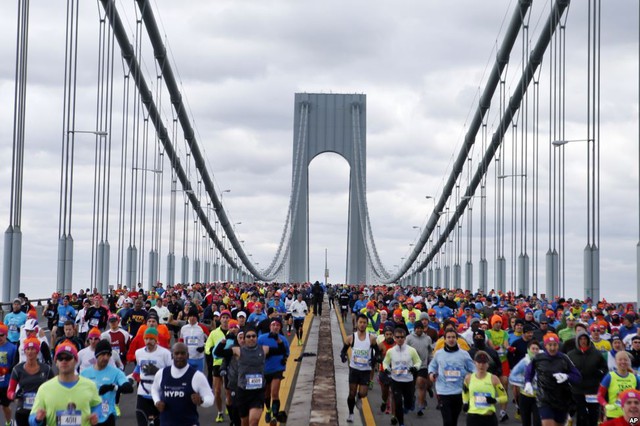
<box><xmin>602</xmin><ymin>417</ymin><xmax>632</xmax><ymax>426</ymax></box>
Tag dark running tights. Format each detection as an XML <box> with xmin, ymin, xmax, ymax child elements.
<box><xmin>440</xmin><ymin>393</ymin><xmax>463</xmax><ymax>426</ymax></box>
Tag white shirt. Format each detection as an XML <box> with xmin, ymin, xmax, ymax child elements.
<box><xmin>180</xmin><ymin>323</ymin><xmax>207</xmax><ymax>360</ymax></box>
<box><xmin>76</xmin><ymin>346</ymin><xmax>119</xmax><ymax>372</ymax></box>
<box><xmin>151</xmin><ymin>306</ymin><xmax>171</xmax><ymax>325</ymax></box>
<box><xmin>289</xmin><ymin>300</ymin><xmax>308</xmax><ymax>319</ymax></box>
<box><xmin>135</xmin><ymin>345</ymin><xmax>172</xmax><ymax>397</ymax></box>
<box><xmin>151</xmin><ymin>364</ymin><xmax>214</xmax><ymax>408</ymax></box>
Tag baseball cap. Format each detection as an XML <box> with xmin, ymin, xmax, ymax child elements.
<box><xmin>237</xmin><ymin>311</ymin><xmax>247</xmax><ymax>318</ymax></box>
<box><xmin>108</xmin><ymin>314</ymin><xmax>119</xmax><ymax>322</ymax></box>
<box><xmin>220</xmin><ymin>310</ymin><xmax>231</xmax><ymax>318</ymax></box>
<box><xmin>24</xmin><ymin>319</ymin><xmax>38</xmax><ymax>331</ymax></box>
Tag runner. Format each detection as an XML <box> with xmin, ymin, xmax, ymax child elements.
<box><xmin>257</xmin><ymin>318</ymin><xmax>290</xmax><ymax>425</ymax></box>
<box><xmin>406</xmin><ymin>320</ymin><xmax>433</xmax><ymax>417</ymax></box>
<box><xmin>180</xmin><ymin>307</ymin><xmax>209</xmax><ymax>372</ymax></box>
<box><xmin>601</xmin><ymin>389</ymin><xmax>640</xmax><ymax>426</ymax></box>
<box><xmin>340</xmin><ymin>313</ymin><xmax>380</xmax><ymax>423</ymax></box>
<box><xmin>7</xmin><ymin>337</ymin><xmax>54</xmax><ymax>426</ymax></box>
<box><xmin>377</xmin><ymin>326</ymin><xmax>396</xmax><ymax>417</ymax></box>
<box><xmin>0</xmin><ymin>324</ymin><xmax>18</xmax><ymax>426</ymax></box>
<box><xmin>151</xmin><ymin>342</ymin><xmax>214</xmax><ymax>426</ymax></box>
<box><xmin>28</xmin><ymin>341</ymin><xmax>101</xmax><ymax>426</ymax></box>
<box><xmin>524</xmin><ymin>333</ymin><xmax>582</xmax><ymax>426</ymax></box>
<box><xmin>213</xmin><ymin>326</ymin><xmax>287</xmax><ymax>426</ymax></box>
<box><xmin>462</xmin><ymin>350</ymin><xmax>508</xmax><ymax>426</ymax></box>
<box><xmin>509</xmin><ymin>340</ymin><xmax>542</xmax><ymax>426</ymax></box>
<box><xmin>598</xmin><ymin>351</ymin><xmax>640</xmax><ymax>421</ymax></box>
<box><xmin>204</xmin><ymin>309</ymin><xmax>231</xmax><ymax>423</ymax></box>
<box><xmin>429</xmin><ymin>328</ymin><xmax>476</xmax><ymax>426</ymax></box>
<box><xmin>289</xmin><ymin>293</ymin><xmax>308</xmax><ymax>346</ymax></box>
<box><xmin>80</xmin><ymin>339</ymin><xmax>134</xmax><ymax>426</ymax></box>
<box><xmin>485</xmin><ymin>314</ymin><xmax>510</xmax><ymax>422</ymax></box>
<box><xmin>101</xmin><ymin>314</ymin><xmax>131</xmax><ymax>368</ymax></box>
<box><xmin>382</xmin><ymin>327</ymin><xmax>421</xmax><ymax>426</ymax></box>
<box><xmin>132</xmin><ymin>327</ymin><xmax>172</xmax><ymax>426</ymax></box>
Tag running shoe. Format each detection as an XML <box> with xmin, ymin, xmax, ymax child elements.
<box><xmin>390</xmin><ymin>416</ymin><xmax>398</xmax><ymax>425</ymax></box>
<box><xmin>428</xmin><ymin>388</ymin><xmax>434</xmax><ymax>398</ymax></box>
<box><xmin>380</xmin><ymin>402</ymin><xmax>387</xmax><ymax>413</ymax></box>
<box><xmin>298</xmin><ymin>338</ymin><xmax>302</xmax><ymax>345</ymax></box>
<box><xmin>115</xmin><ymin>405</ymin><xmax>121</xmax><ymax>417</ymax></box>
<box><xmin>436</xmin><ymin>401</ymin><xmax>442</xmax><ymax>410</ymax></box>
<box><xmin>515</xmin><ymin>408</ymin><xmax>521</xmax><ymax>420</ymax></box>
<box><xmin>215</xmin><ymin>413</ymin><xmax>224</xmax><ymax>423</ymax></box>
<box><xmin>287</xmin><ymin>331</ymin><xmax>291</xmax><ymax>336</ymax></box>
<box><xmin>346</xmin><ymin>413</ymin><xmax>354</xmax><ymax>423</ymax></box>
<box><xmin>265</xmin><ymin>409</ymin><xmax>272</xmax><ymax>423</ymax></box>
<box><xmin>417</xmin><ymin>408</ymin><xmax>424</xmax><ymax>417</ymax></box>
<box><xmin>368</xmin><ymin>380</ymin><xmax>374</xmax><ymax>390</ymax></box>
<box><xmin>499</xmin><ymin>410</ymin><xmax>509</xmax><ymax>423</ymax></box>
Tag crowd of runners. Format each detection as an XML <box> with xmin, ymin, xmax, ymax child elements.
<box><xmin>0</xmin><ymin>283</ymin><xmax>638</xmax><ymax>426</ymax></box>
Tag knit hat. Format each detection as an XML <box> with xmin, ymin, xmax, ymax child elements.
<box><xmin>393</xmin><ymin>309</ymin><xmax>403</xmax><ymax>318</ymax></box>
<box><xmin>228</xmin><ymin>319</ymin><xmax>239</xmax><ymax>329</ymax></box>
<box><xmin>0</xmin><ymin>324</ymin><xmax>8</xmax><ymax>335</ymax></box>
<box><xmin>490</xmin><ymin>315</ymin><xmax>502</xmax><ymax>326</ymax></box>
<box><xmin>23</xmin><ymin>336</ymin><xmax>41</xmax><ymax>351</ymax></box>
<box><xmin>143</xmin><ymin>327</ymin><xmax>158</xmax><ymax>340</ymax></box>
<box><xmin>55</xmin><ymin>340</ymin><xmax>78</xmax><ymax>361</ymax></box>
<box><xmin>543</xmin><ymin>333</ymin><xmax>560</xmax><ymax>345</ymax></box>
<box><xmin>619</xmin><ymin>389</ymin><xmax>640</xmax><ymax>406</ymax></box>
<box><xmin>366</xmin><ymin>301</ymin><xmax>375</xmax><ymax>309</ymax></box>
<box><xmin>88</xmin><ymin>327</ymin><xmax>102</xmax><ymax>339</ymax></box>
<box><xmin>94</xmin><ymin>339</ymin><xmax>112</xmax><ymax>357</ymax></box>
<box><xmin>220</xmin><ymin>310</ymin><xmax>232</xmax><ymax>318</ymax></box>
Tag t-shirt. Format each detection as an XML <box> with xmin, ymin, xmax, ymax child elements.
<box><xmin>30</xmin><ymin>376</ymin><xmax>102</xmax><ymax>426</ymax></box>
<box><xmin>10</xmin><ymin>362</ymin><xmax>54</xmax><ymax>411</ymax></box>
<box><xmin>80</xmin><ymin>365</ymin><xmax>128</xmax><ymax>423</ymax></box>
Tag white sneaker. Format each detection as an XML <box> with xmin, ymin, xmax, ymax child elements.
<box><xmin>347</xmin><ymin>413</ymin><xmax>354</xmax><ymax>423</ymax></box>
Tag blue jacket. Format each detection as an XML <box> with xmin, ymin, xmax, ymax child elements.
<box><xmin>428</xmin><ymin>347</ymin><xmax>475</xmax><ymax>395</ymax></box>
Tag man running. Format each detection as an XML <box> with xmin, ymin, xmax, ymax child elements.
<box><xmin>29</xmin><ymin>341</ymin><xmax>101</xmax><ymax>426</ymax></box>
<box><xmin>289</xmin><ymin>293</ymin><xmax>308</xmax><ymax>346</ymax></box>
<box><xmin>340</xmin><ymin>313</ymin><xmax>380</xmax><ymax>423</ymax></box>
<box><xmin>151</xmin><ymin>342</ymin><xmax>214</xmax><ymax>426</ymax></box>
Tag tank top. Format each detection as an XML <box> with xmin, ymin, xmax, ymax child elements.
<box><xmin>238</xmin><ymin>345</ymin><xmax>265</xmax><ymax>390</ymax></box>
<box><xmin>468</xmin><ymin>373</ymin><xmax>497</xmax><ymax>415</ymax></box>
<box><xmin>606</xmin><ymin>371</ymin><xmax>637</xmax><ymax>418</ymax></box>
<box><xmin>350</xmin><ymin>333</ymin><xmax>372</xmax><ymax>371</ymax></box>
<box><xmin>379</xmin><ymin>341</ymin><xmax>395</xmax><ymax>372</ymax></box>
<box><xmin>159</xmin><ymin>367</ymin><xmax>198</xmax><ymax>426</ymax></box>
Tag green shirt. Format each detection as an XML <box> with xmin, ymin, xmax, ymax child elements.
<box><xmin>30</xmin><ymin>376</ymin><xmax>101</xmax><ymax>426</ymax></box>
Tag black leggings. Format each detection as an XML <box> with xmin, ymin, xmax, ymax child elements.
<box><xmin>573</xmin><ymin>394</ymin><xmax>600</xmax><ymax>426</ymax></box>
<box><xmin>440</xmin><ymin>393</ymin><xmax>463</xmax><ymax>426</ymax></box>
<box><xmin>467</xmin><ymin>413</ymin><xmax>498</xmax><ymax>426</ymax></box>
<box><xmin>391</xmin><ymin>380</ymin><xmax>414</xmax><ymax>425</ymax></box>
<box><xmin>519</xmin><ymin>394</ymin><xmax>541</xmax><ymax>426</ymax></box>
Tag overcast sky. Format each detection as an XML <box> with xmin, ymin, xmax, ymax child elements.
<box><xmin>0</xmin><ymin>0</ymin><xmax>638</xmax><ymax>302</ymax></box>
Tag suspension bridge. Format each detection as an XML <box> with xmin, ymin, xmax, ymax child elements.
<box><xmin>0</xmin><ymin>0</ymin><xmax>638</xmax><ymax>302</ymax></box>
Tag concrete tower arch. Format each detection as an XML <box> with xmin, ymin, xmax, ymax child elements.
<box><xmin>289</xmin><ymin>93</ymin><xmax>367</xmax><ymax>284</ymax></box>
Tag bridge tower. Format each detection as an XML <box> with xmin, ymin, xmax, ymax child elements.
<box><xmin>288</xmin><ymin>93</ymin><xmax>367</xmax><ymax>284</ymax></box>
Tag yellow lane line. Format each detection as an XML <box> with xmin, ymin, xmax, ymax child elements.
<box><xmin>259</xmin><ymin>312</ymin><xmax>314</xmax><ymax>426</ymax></box>
<box><xmin>336</xmin><ymin>310</ymin><xmax>376</xmax><ymax>426</ymax></box>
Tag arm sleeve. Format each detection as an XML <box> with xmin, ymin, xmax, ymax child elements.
<box><xmin>462</xmin><ymin>378</ymin><xmax>470</xmax><ymax>403</ymax></box>
<box><xmin>151</xmin><ymin>368</ymin><xmax>163</xmax><ymax>404</ymax></box>
<box><xmin>597</xmin><ymin>384</ymin><xmax>608</xmax><ymax>406</ymax></box>
<box><xmin>495</xmin><ymin>382</ymin><xmax>508</xmax><ymax>404</ymax></box>
<box><xmin>192</xmin><ymin>371</ymin><xmax>215</xmax><ymax>408</ymax></box>
<box><xmin>213</xmin><ymin>341</ymin><xmax>232</xmax><ymax>358</ymax></box>
<box><xmin>382</xmin><ymin>349</ymin><xmax>392</xmax><ymax>371</ymax></box>
<box><xmin>411</xmin><ymin>348</ymin><xmax>422</xmax><ymax>369</ymax></box>
<box><xmin>7</xmin><ymin>377</ymin><xmax>18</xmax><ymax>400</ymax></box>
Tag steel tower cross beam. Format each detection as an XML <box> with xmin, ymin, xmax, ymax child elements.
<box><xmin>289</xmin><ymin>93</ymin><xmax>367</xmax><ymax>284</ymax></box>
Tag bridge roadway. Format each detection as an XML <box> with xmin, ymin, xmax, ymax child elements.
<box><xmin>24</xmin><ymin>303</ymin><xmax>521</xmax><ymax>425</ymax></box>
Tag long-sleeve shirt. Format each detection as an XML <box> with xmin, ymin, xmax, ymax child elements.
<box><xmin>382</xmin><ymin>344</ymin><xmax>422</xmax><ymax>383</ymax></box>
<box><xmin>151</xmin><ymin>364</ymin><xmax>214</xmax><ymax>407</ymax></box>
<box><xmin>428</xmin><ymin>348</ymin><xmax>475</xmax><ymax>395</ymax></box>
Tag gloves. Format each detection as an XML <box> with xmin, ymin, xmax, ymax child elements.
<box><xmin>384</xmin><ymin>368</ymin><xmax>392</xmax><ymax>376</ymax></box>
<box><xmin>410</xmin><ymin>367</ymin><xmax>418</xmax><ymax>375</ymax></box>
<box><xmin>553</xmin><ymin>373</ymin><xmax>568</xmax><ymax>384</ymax></box>
<box><xmin>0</xmin><ymin>367</ymin><xmax>8</xmax><ymax>376</ymax></box>
<box><xmin>524</xmin><ymin>382</ymin><xmax>534</xmax><ymax>395</ymax></box>
<box><xmin>507</xmin><ymin>346</ymin><xmax>516</xmax><ymax>353</ymax></box>
<box><xmin>462</xmin><ymin>403</ymin><xmax>469</xmax><ymax>413</ymax></box>
<box><xmin>98</xmin><ymin>384</ymin><xmax>116</xmax><ymax>395</ymax></box>
<box><xmin>486</xmin><ymin>396</ymin><xmax>497</xmax><ymax>404</ymax></box>
<box><xmin>142</xmin><ymin>363</ymin><xmax>159</xmax><ymax>375</ymax></box>
<box><xmin>340</xmin><ymin>353</ymin><xmax>348</xmax><ymax>363</ymax></box>
<box><xmin>281</xmin><ymin>356</ymin><xmax>288</xmax><ymax>366</ymax></box>
<box><xmin>196</xmin><ymin>346</ymin><xmax>205</xmax><ymax>353</ymax></box>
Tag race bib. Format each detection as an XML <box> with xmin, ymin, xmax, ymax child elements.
<box><xmin>392</xmin><ymin>367</ymin><xmax>410</xmax><ymax>378</ymax></box>
<box><xmin>89</xmin><ymin>318</ymin><xmax>99</xmax><ymax>327</ymax></box>
<box><xmin>474</xmin><ymin>392</ymin><xmax>491</xmax><ymax>408</ymax></box>
<box><xmin>56</xmin><ymin>410</ymin><xmax>82</xmax><ymax>426</ymax></box>
<box><xmin>186</xmin><ymin>336</ymin><xmax>199</xmax><ymax>346</ymax></box>
<box><xmin>341</xmin><ymin>305</ymin><xmax>348</xmax><ymax>309</ymax></box>
<box><xmin>101</xmin><ymin>400</ymin><xmax>110</xmax><ymax>416</ymax></box>
<box><xmin>443</xmin><ymin>368</ymin><xmax>461</xmax><ymax>382</ymax></box>
<box><xmin>23</xmin><ymin>392</ymin><xmax>35</xmax><ymax>409</ymax></box>
<box><xmin>585</xmin><ymin>394</ymin><xmax>598</xmax><ymax>404</ymax></box>
<box><xmin>353</xmin><ymin>355</ymin><xmax>369</xmax><ymax>367</ymax></box>
<box><xmin>60</xmin><ymin>316</ymin><xmax>68</xmax><ymax>323</ymax></box>
<box><xmin>245</xmin><ymin>374</ymin><xmax>263</xmax><ymax>390</ymax></box>
<box><xmin>9</xmin><ymin>324</ymin><xmax>17</xmax><ymax>332</ymax></box>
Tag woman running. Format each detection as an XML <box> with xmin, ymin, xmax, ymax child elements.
<box><xmin>463</xmin><ymin>350</ymin><xmax>508</xmax><ymax>426</ymax></box>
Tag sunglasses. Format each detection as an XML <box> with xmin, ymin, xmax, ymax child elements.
<box><xmin>394</xmin><ymin>335</ymin><xmax>406</xmax><ymax>339</ymax></box>
<box><xmin>88</xmin><ymin>337</ymin><xmax>100</xmax><ymax>341</ymax></box>
<box><xmin>245</xmin><ymin>334</ymin><xmax>257</xmax><ymax>339</ymax></box>
<box><xmin>0</xmin><ymin>334</ymin><xmax>5</xmax><ymax>337</ymax></box>
<box><xmin>57</xmin><ymin>354</ymin><xmax>74</xmax><ymax>362</ymax></box>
